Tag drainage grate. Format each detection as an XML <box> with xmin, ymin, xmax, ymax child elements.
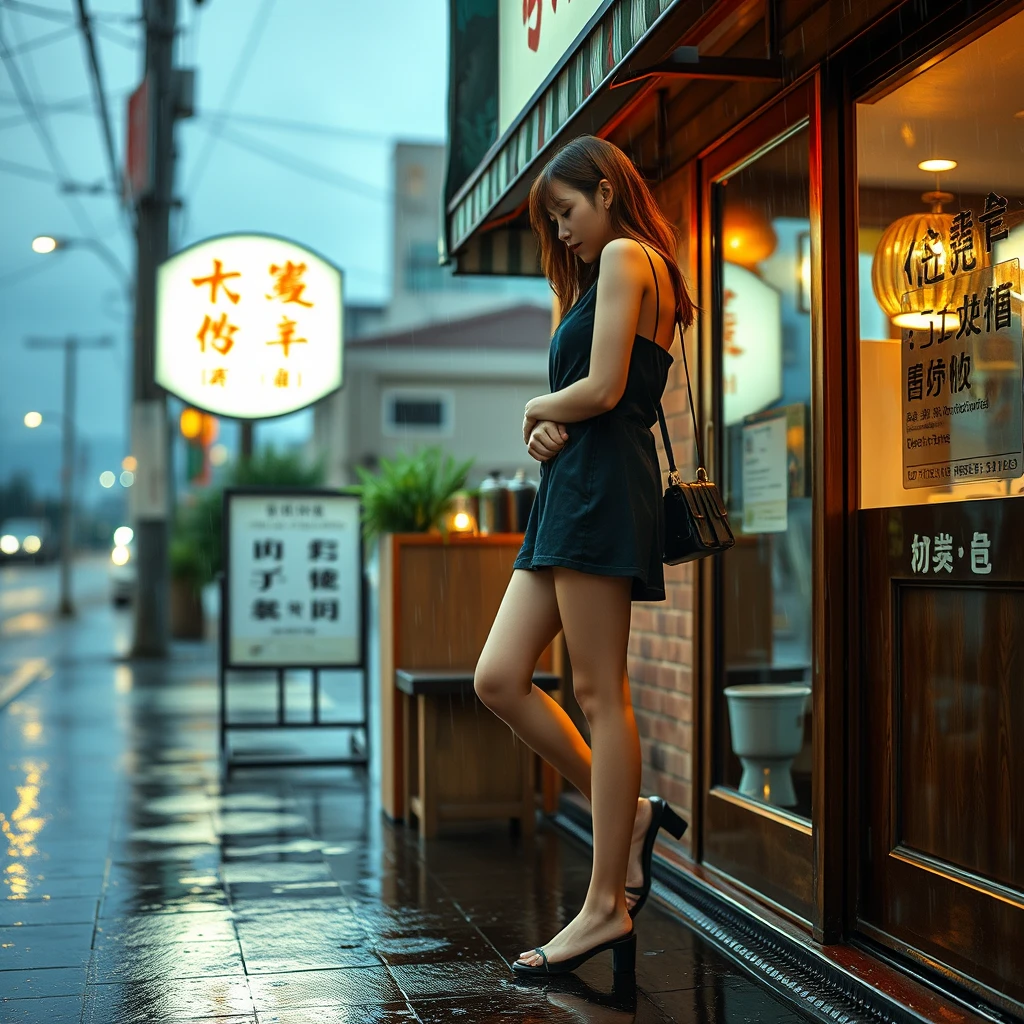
<box><xmin>552</xmin><ymin>811</ymin><xmax>927</xmax><ymax>1024</ymax></box>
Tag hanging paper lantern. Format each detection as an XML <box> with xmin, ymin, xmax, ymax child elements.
<box><xmin>722</xmin><ymin>203</ymin><xmax>778</xmax><ymax>269</ymax></box>
<box><xmin>871</xmin><ymin>198</ymin><xmax>986</xmax><ymax>329</ymax></box>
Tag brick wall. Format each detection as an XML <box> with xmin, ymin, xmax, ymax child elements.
<box><xmin>628</xmin><ymin>164</ymin><xmax>698</xmax><ymax>855</ymax></box>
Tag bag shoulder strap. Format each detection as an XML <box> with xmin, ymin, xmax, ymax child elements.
<box><xmin>636</xmin><ymin>241</ymin><xmax>705</xmax><ymax>481</ymax></box>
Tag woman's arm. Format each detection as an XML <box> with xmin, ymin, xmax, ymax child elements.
<box><xmin>525</xmin><ymin>238</ymin><xmax>647</xmax><ymax>424</ymax></box>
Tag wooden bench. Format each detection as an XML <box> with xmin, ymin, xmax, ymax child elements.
<box><xmin>396</xmin><ymin>668</ymin><xmax>561</xmax><ymax>839</ymax></box>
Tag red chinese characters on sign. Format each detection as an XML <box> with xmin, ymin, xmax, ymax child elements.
<box><xmin>267</xmin><ymin>261</ymin><xmax>314</xmax><ymax>308</ymax></box>
<box><xmin>197</xmin><ymin>312</ymin><xmax>238</xmax><ymax>356</ymax></box>
<box><xmin>192</xmin><ymin>259</ymin><xmax>241</xmax><ymax>305</ymax></box>
<box><xmin>522</xmin><ymin>0</ymin><xmax>567</xmax><ymax>53</ymax></box>
<box><xmin>267</xmin><ymin>316</ymin><xmax>307</xmax><ymax>358</ymax></box>
<box><xmin>192</xmin><ymin>258</ymin><xmax>242</xmax><ymax>388</ymax></box>
<box><xmin>186</xmin><ymin>251</ymin><xmax>318</xmax><ymax>392</ymax></box>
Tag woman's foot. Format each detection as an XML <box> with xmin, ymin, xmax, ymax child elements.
<box><xmin>517</xmin><ymin>902</ymin><xmax>633</xmax><ymax>969</ymax></box>
<box><xmin>625</xmin><ymin>797</ymin><xmax>651</xmax><ymax>913</ymax></box>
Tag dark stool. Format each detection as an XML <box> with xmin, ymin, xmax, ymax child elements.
<box><xmin>396</xmin><ymin>669</ymin><xmax>560</xmax><ymax>839</ymax></box>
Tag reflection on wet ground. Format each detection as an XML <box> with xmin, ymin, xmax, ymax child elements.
<box><xmin>0</xmin><ymin>620</ymin><xmax>812</xmax><ymax>1023</ymax></box>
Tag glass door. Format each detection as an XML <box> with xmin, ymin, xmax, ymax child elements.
<box><xmin>855</xmin><ymin>10</ymin><xmax>1024</xmax><ymax>1011</ymax></box>
<box><xmin>699</xmin><ymin>84</ymin><xmax>817</xmax><ymax>922</ymax></box>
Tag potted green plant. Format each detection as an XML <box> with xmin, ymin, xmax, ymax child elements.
<box><xmin>169</xmin><ymin>533</ymin><xmax>207</xmax><ymax>640</ymax></box>
<box><xmin>350</xmin><ymin>446</ymin><xmax>474</xmax><ymax>544</ymax></box>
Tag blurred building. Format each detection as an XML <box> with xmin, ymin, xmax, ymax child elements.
<box><xmin>313</xmin><ymin>141</ymin><xmax>552</xmax><ymax>486</ymax></box>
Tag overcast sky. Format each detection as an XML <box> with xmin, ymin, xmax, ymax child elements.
<box><xmin>0</xmin><ymin>0</ymin><xmax>448</xmax><ymax>456</ymax></box>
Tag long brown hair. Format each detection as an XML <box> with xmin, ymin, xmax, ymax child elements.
<box><xmin>528</xmin><ymin>134</ymin><xmax>695</xmax><ymax>330</ymax></box>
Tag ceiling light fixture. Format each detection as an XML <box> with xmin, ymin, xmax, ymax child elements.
<box><xmin>917</xmin><ymin>159</ymin><xmax>957</xmax><ymax>173</ymax></box>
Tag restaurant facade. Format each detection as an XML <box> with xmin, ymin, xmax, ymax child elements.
<box><xmin>444</xmin><ymin>0</ymin><xmax>1024</xmax><ymax>1020</ymax></box>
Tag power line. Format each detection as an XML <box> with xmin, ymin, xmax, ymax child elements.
<box><xmin>4</xmin><ymin>21</ymin><xmax>75</xmax><ymax>56</ymax></box>
<box><xmin>203</xmin><ymin>109</ymin><xmax>394</xmax><ymax>143</ymax></box>
<box><xmin>0</xmin><ymin>154</ymin><xmax>55</xmax><ymax>181</ymax></box>
<box><xmin>0</xmin><ymin>12</ymin><xmax>100</xmax><ymax>239</ymax></box>
<box><xmin>185</xmin><ymin>0</ymin><xmax>276</xmax><ymax>197</ymax></box>
<box><xmin>74</xmin><ymin>0</ymin><xmax>122</xmax><ymax>208</ymax></box>
<box><xmin>212</xmin><ymin>122</ymin><xmax>391</xmax><ymax>202</ymax></box>
<box><xmin>92</xmin><ymin>19</ymin><xmax>137</xmax><ymax>50</ymax></box>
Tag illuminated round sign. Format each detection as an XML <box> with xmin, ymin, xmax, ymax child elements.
<box><xmin>155</xmin><ymin>233</ymin><xmax>343</xmax><ymax>420</ymax></box>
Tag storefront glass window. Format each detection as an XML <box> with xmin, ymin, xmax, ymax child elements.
<box><xmin>714</xmin><ymin>126</ymin><xmax>814</xmax><ymax>820</ymax></box>
<box><xmin>857</xmin><ymin>14</ymin><xmax>1024</xmax><ymax>508</ymax></box>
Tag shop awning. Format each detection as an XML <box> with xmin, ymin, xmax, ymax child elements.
<box><xmin>443</xmin><ymin>0</ymin><xmax>762</xmax><ymax>275</ymax></box>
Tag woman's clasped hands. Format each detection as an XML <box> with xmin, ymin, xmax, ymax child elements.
<box><xmin>523</xmin><ymin>413</ymin><xmax>569</xmax><ymax>463</ymax></box>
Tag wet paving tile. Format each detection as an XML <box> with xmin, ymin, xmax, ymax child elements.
<box><xmin>247</xmin><ymin>965</ymin><xmax>403</xmax><ymax>1010</ymax></box>
<box><xmin>0</xmin><ymin>965</ymin><xmax>87</xmax><ymax>998</ymax></box>
<box><xmin>93</xmin><ymin>908</ymin><xmax>239</xmax><ymax>948</ymax></box>
<box><xmin>80</xmin><ymin>974</ymin><xmax>254</xmax><ymax>1023</ymax></box>
<box><xmin>0</xmin><ymin>993</ymin><xmax>85</xmax><ymax>1023</ymax></box>
<box><xmin>648</xmin><ymin>976</ymin><xmax>813</xmax><ymax>1023</ymax></box>
<box><xmin>87</xmin><ymin>938</ymin><xmax>244</xmax><ymax>984</ymax></box>
<box><xmin>0</xmin><ymin>895</ymin><xmax>99</xmax><ymax>927</ymax></box>
<box><xmin>372</xmin><ymin>927</ymin><xmax>502</xmax><ymax>967</ymax></box>
<box><xmin>255</xmin><ymin>1004</ymin><xmax>415</xmax><ymax>1024</ymax></box>
<box><xmin>0</xmin><ymin>923</ymin><xmax>93</xmax><ymax>971</ymax></box>
<box><xmin>387</xmin><ymin>958</ymin><xmax>514</xmax><ymax>999</ymax></box>
<box><xmin>240</xmin><ymin>939</ymin><xmax>382</xmax><ymax>974</ymax></box>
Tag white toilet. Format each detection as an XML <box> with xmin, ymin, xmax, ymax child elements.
<box><xmin>723</xmin><ymin>683</ymin><xmax>811</xmax><ymax>807</ymax></box>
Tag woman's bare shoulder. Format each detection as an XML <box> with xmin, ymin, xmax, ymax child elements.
<box><xmin>599</xmin><ymin>237</ymin><xmax>648</xmax><ymax>283</ymax></box>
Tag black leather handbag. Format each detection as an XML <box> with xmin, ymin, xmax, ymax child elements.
<box><xmin>656</xmin><ymin>320</ymin><xmax>735</xmax><ymax>565</ymax></box>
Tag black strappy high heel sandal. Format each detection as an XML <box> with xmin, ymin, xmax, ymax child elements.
<box><xmin>512</xmin><ymin>929</ymin><xmax>636</xmax><ymax>978</ymax></box>
<box><xmin>626</xmin><ymin>796</ymin><xmax>687</xmax><ymax>919</ymax></box>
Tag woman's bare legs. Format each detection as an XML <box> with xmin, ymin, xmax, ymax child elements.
<box><xmin>517</xmin><ymin>567</ymin><xmax>638</xmax><ymax>967</ymax></box>
<box><xmin>474</xmin><ymin>569</ymin><xmax>593</xmax><ymax>792</ymax></box>
<box><xmin>475</xmin><ymin>569</ymin><xmax>654</xmax><ymax>915</ymax></box>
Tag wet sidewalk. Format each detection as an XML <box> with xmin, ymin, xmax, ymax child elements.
<box><xmin>0</xmin><ymin>604</ymin><xmax>813</xmax><ymax>1024</ymax></box>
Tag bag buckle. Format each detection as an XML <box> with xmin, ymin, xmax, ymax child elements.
<box><xmin>668</xmin><ymin>469</ymin><xmax>683</xmax><ymax>488</ymax></box>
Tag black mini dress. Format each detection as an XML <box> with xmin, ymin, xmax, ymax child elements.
<box><xmin>513</xmin><ymin>244</ymin><xmax>673</xmax><ymax>602</ymax></box>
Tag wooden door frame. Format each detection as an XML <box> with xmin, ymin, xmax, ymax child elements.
<box><xmin>694</xmin><ymin>72</ymin><xmax>848</xmax><ymax>940</ymax></box>
<box><xmin>837</xmin><ymin>0</ymin><xmax>1024</xmax><ymax>1006</ymax></box>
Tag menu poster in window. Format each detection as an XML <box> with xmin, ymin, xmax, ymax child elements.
<box><xmin>901</xmin><ymin>258</ymin><xmax>1024</xmax><ymax>489</ymax></box>
<box><xmin>742</xmin><ymin>412</ymin><xmax>789</xmax><ymax>534</ymax></box>
<box><xmin>227</xmin><ymin>493</ymin><xmax>361</xmax><ymax>668</ymax></box>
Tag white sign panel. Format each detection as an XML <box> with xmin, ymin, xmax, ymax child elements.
<box><xmin>156</xmin><ymin>234</ymin><xmax>343</xmax><ymax>420</ymax></box>
<box><xmin>227</xmin><ymin>493</ymin><xmax>362</xmax><ymax>668</ymax></box>
<box><xmin>722</xmin><ymin>263</ymin><xmax>783</xmax><ymax>427</ymax></box>
<box><xmin>742</xmin><ymin>413</ymin><xmax>788</xmax><ymax>534</ymax></box>
<box><xmin>499</xmin><ymin>0</ymin><xmax>604</xmax><ymax>135</ymax></box>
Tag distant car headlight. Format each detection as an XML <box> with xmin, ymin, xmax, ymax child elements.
<box><xmin>113</xmin><ymin>526</ymin><xmax>134</xmax><ymax>546</ymax></box>
<box><xmin>22</xmin><ymin>535</ymin><xmax>41</xmax><ymax>554</ymax></box>
<box><xmin>111</xmin><ymin>545</ymin><xmax>131</xmax><ymax>566</ymax></box>
<box><xmin>0</xmin><ymin>535</ymin><xmax>19</xmax><ymax>555</ymax></box>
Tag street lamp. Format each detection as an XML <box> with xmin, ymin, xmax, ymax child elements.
<box><xmin>31</xmin><ymin>235</ymin><xmax>133</xmax><ymax>294</ymax></box>
<box><xmin>24</xmin><ymin>407</ymin><xmax>75</xmax><ymax>617</ymax></box>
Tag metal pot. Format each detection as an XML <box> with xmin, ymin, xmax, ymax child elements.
<box><xmin>477</xmin><ymin>471</ymin><xmax>511</xmax><ymax>534</ymax></box>
<box><xmin>507</xmin><ymin>468</ymin><xmax>537</xmax><ymax>532</ymax></box>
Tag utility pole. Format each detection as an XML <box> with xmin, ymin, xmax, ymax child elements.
<box><xmin>130</xmin><ymin>0</ymin><xmax>178</xmax><ymax>657</ymax></box>
<box><xmin>25</xmin><ymin>335</ymin><xmax>112</xmax><ymax>618</ymax></box>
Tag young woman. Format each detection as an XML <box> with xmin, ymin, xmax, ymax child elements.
<box><xmin>473</xmin><ymin>134</ymin><xmax>695</xmax><ymax>978</ymax></box>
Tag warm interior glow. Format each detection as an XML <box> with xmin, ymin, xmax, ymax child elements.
<box><xmin>179</xmin><ymin>407</ymin><xmax>203</xmax><ymax>440</ymax></box>
<box><xmin>452</xmin><ymin>512</ymin><xmax>472</xmax><ymax>531</ymax></box>
<box><xmin>21</xmin><ymin>536</ymin><xmax>41</xmax><ymax>555</ymax></box>
<box><xmin>121</xmin><ymin>455</ymin><xmax>138</xmax><ymax>472</ymax></box>
<box><xmin>0</xmin><ymin>535</ymin><xmax>19</xmax><ymax>555</ymax></box>
<box><xmin>209</xmin><ymin>443</ymin><xmax>229</xmax><ymax>466</ymax></box>
<box><xmin>916</xmin><ymin>158</ymin><xmax>958</xmax><ymax>172</ymax></box>
<box><xmin>31</xmin><ymin>236</ymin><xmax>57</xmax><ymax>254</ymax></box>
<box><xmin>111</xmin><ymin>545</ymin><xmax>130</xmax><ymax>566</ymax></box>
<box><xmin>23</xmin><ymin>412</ymin><xmax>42</xmax><ymax>429</ymax></box>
